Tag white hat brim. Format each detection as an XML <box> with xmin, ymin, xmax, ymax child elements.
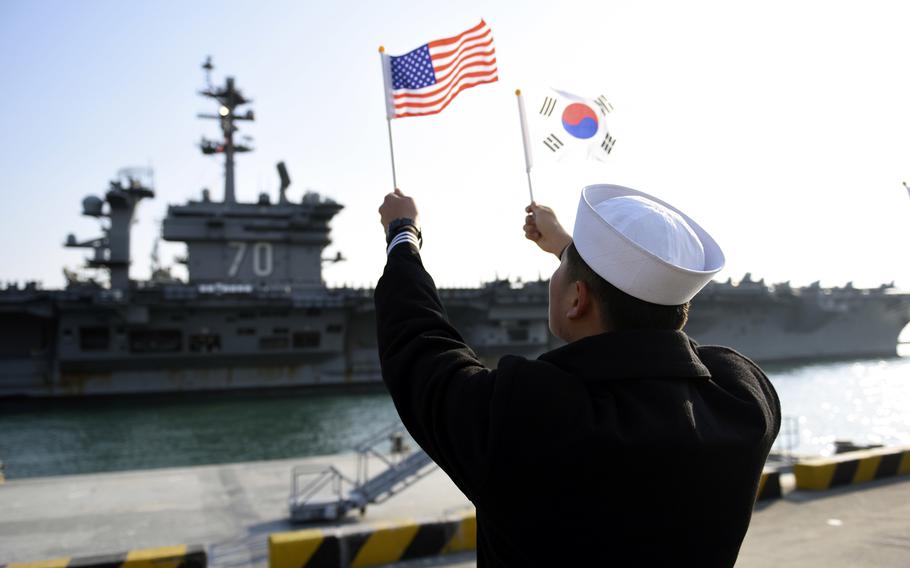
<box><xmin>573</xmin><ymin>184</ymin><xmax>725</xmax><ymax>305</ymax></box>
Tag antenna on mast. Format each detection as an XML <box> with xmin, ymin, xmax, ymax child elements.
<box><xmin>202</xmin><ymin>56</ymin><xmax>214</xmax><ymax>90</ymax></box>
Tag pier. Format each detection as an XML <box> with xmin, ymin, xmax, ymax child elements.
<box><xmin>2</xmin><ymin>452</ymin><xmax>910</xmax><ymax>567</ymax></box>
<box><xmin>0</xmin><ymin>453</ymin><xmax>470</xmax><ymax>567</ymax></box>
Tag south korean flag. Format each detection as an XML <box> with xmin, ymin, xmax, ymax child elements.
<box><xmin>534</xmin><ymin>88</ymin><xmax>615</xmax><ymax>162</ymax></box>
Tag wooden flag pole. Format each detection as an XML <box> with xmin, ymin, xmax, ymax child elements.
<box><xmin>515</xmin><ymin>89</ymin><xmax>535</xmax><ymax>203</ymax></box>
<box><xmin>379</xmin><ymin>46</ymin><xmax>399</xmax><ymax>190</ymax></box>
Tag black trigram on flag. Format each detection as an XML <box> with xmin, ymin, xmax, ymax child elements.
<box><xmin>539</xmin><ymin>96</ymin><xmax>557</xmax><ymax>117</ymax></box>
<box><xmin>543</xmin><ymin>133</ymin><xmax>564</xmax><ymax>152</ymax></box>
<box><xmin>594</xmin><ymin>95</ymin><xmax>613</xmax><ymax>116</ymax></box>
<box><xmin>600</xmin><ymin>132</ymin><xmax>616</xmax><ymax>154</ymax></box>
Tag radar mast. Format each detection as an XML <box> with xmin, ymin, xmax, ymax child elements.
<box><xmin>197</xmin><ymin>57</ymin><xmax>254</xmax><ymax>203</ymax></box>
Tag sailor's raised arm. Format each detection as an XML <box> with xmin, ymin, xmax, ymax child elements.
<box><xmin>374</xmin><ymin>189</ymin><xmax>498</xmax><ymax>501</ymax></box>
<box><xmin>523</xmin><ymin>202</ymin><xmax>572</xmax><ymax>258</ymax></box>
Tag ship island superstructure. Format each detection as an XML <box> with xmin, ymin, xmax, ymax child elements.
<box><xmin>1</xmin><ymin>61</ymin><xmax>908</xmax><ymax>397</ymax></box>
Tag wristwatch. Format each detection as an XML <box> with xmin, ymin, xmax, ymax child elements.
<box><xmin>386</xmin><ymin>217</ymin><xmax>422</xmax><ymax>247</ymax></box>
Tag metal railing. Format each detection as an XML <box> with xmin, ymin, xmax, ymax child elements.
<box><xmin>770</xmin><ymin>415</ymin><xmax>800</xmax><ymax>467</ymax></box>
<box><xmin>352</xmin><ymin>450</ymin><xmax>434</xmax><ymax>505</ymax></box>
<box><xmin>289</xmin><ymin>422</ymin><xmax>437</xmax><ymax>523</ymax></box>
<box><xmin>354</xmin><ymin>421</ymin><xmax>411</xmax><ymax>486</ymax></box>
<box><xmin>291</xmin><ymin>464</ymin><xmax>355</xmax><ymax>506</ymax></box>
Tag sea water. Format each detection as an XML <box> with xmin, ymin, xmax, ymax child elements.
<box><xmin>767</xmin><ymin>350</ymin><xmax>910</xmax><ymax>457</ymax></box>
<box><xmin>1</xmin><ymin>353</ymin><xmax>909</xmax><ymax>479</ymax></box>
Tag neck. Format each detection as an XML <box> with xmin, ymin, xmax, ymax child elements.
<box><xmin>562</xmin><ymin>319</ymin><xmax>610</xmax><ymax>343</ymax></box>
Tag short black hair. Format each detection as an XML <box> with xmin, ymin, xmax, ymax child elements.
<box><xmin>563</xmin><ymin>242</ymin><xmax>689</xmax><ymax>331</ymax></box>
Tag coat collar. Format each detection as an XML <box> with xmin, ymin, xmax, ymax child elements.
<box><xmin>537</xmin><ymin>330</ymin><xmax>711</xmax><ymax>381</ymax></box>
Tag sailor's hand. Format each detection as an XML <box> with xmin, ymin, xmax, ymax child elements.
<box><xmin>379</xmin><ymin>188</ymin><xmax>419</xmax><ymax>233</ymax></box>
<box><xmin>524</xmin><ymin>202</ymin><xmax>572</xmax><ymax>258</ymax></box>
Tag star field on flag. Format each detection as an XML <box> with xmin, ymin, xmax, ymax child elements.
<box><xmin>381</xmin><ymin>20</ymin><xmax>499</xmax><ymax>119</ymax></box>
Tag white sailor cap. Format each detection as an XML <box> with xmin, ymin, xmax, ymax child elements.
<box><xmin>572</xmin><ymin>184</ymin><xmax>725</xmax><ymax>306</ymax></box>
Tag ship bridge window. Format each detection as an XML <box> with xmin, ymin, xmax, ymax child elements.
<box><xmin>190</xmin><ymin>333</ymin><xmax>221</xmax><ymax>353</ymax></box>
<box><xmin>80</xmin><ymin>327</ymin><xmax>110</xmax><ymax>351</ymax></box>
<box><xmin>129</xmin><ymin>329</ymin><xmax>182</xmax><ymax>353</ymax></box>
<box><xmin>293</xmin><ymin>331</ymin><xmax>321</xmax><ymax>349</ymax></box>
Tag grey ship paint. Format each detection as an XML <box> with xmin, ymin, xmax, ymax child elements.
<box><xmin>1</xmin><ymin>62</ymin><xmax>909</xmax><ymax>397</ymax></box>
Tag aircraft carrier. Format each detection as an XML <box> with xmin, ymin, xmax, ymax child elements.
<box><xmin>2</xmin><ymin>61</ymin><xmax>909</xmax><ymax>397</ymax></box>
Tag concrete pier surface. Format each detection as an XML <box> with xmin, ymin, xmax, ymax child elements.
<box><xmin>0</xmin><ymin>453</ymin><xmax>471</xmax><ymax>567</ymax></box>
<box><xmin>2</xmin><ymin>456</ymin><xmax>910</xmax><ymax>567</ymax></box>
<box><xmin>737</xmin><ymin>474</ymin><xmax>910</xmax><ymax>567</ymax></box>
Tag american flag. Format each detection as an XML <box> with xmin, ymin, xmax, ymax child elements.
<box><xmin>382</xmin><ymin>20</ymin><xmax>498</xmax><ymax>119</ymax></box>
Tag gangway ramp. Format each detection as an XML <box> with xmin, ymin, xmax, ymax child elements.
<box><xmin>289</xmin><ymin>422</ymin><xmax>437</xmax><ymax>522</ymax></box>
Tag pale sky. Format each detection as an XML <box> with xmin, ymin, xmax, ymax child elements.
<box><xmin>2</xmin><ymin>0</ymin><xmax>910</xmax><ymax>292</ymax></box>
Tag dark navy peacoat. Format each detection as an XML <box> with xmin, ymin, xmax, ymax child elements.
<box><xmin>375</xmin><ymin>243</ymin><xmax>781</xmax><ymax>567</ymax></box>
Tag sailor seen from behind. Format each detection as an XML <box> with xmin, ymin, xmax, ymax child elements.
<box><xmin>374</xmin><ymin>184</ymin><xmax>781</xmax><ymax>567</ymax></box>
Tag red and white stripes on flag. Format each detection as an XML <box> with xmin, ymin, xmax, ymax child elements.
<box><xmin>381</xmin><ymin>20</ymin><xmax>499</xmax><ymax>119</ymax></box>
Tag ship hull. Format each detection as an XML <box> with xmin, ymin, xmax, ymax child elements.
<box><xmin>1</xmin><ymin>283</ymin><xmax>908</xmax><ymax>397</ymax></box>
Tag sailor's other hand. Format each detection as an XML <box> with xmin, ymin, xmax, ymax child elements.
<box><xmin>379</xmin><ymin>188</ymin><xmax>419</xmax><ymax>233</ymax></box>
<box><xmin>524</xmin><ymin>202</ymin><xmax>572</xmax><ymax>258</ymax></box>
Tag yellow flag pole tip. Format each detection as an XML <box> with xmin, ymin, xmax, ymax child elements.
<box><xmin>515</xmin><ymin>89</ymin><xmax>521</xmax><ymax>96</ymax></box>
<box><xmin>378</xmin><ymin>46</ymin><xmax>385</xmax><ymax>53</ymax></box>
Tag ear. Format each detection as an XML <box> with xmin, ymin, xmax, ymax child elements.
<box><xmin>566</xmin><ymin>280</ymin><xmax>592</xmax><ymax>320</ymax></box>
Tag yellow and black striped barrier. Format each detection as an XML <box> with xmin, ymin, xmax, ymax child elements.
<box><xmin>756</xmin><ymin>468</ymin><xmax>782</xmax><ymax>501</ymax></box>
<box><xmin>269</xmin><ymin>511</ymin><xmax>476</xmax><ymax>568</ymax></box>
<box><xmin>0</xmin><ymin>545</ymin><xmax>206</xmax><ymax>568</ymax></box>
<box><xmin>795</xmin><ymin>446</ymin><xmax>910</xmax><ymax>491</ymax></box>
